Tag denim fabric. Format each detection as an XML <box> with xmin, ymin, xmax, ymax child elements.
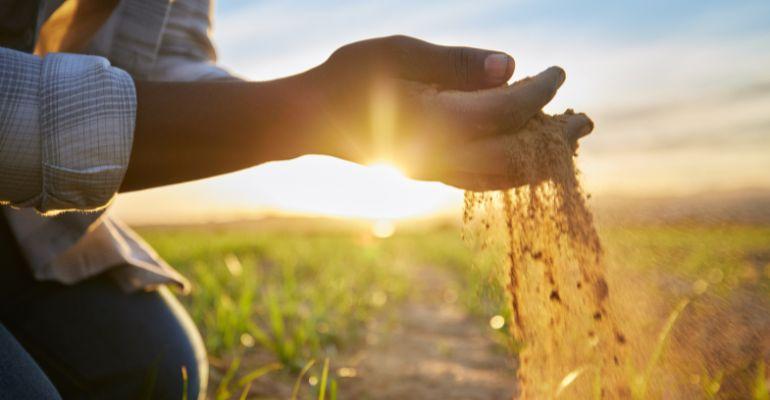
<box><xmin>0</xmin><ymin>324</ymin><xmax>61</xmax><ymax>400</ymax></box>
<box><xmin>0</xmin><ymin>213</ymin><xmax>207</xmax><ymax>399</ymax></box>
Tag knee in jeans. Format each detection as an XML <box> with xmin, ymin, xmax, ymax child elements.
<box><xmin>150</xmin><ymin>338</ymin><xmax>208</xmax><ymax>400</ymax></box>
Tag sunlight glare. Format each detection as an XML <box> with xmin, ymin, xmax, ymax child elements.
<box><xmin>367</xmin><ymin>161</ymin><xmax>406</xmax><ymax>180</ymax></box>
<box><xmin>371</xmin><ymin>219</ymin><xmax>395</xmax><ymax>238</ymax></box>
<box><xmin>113</xmin><ymin>155</ymin><xmax>464</xmax><ymax>223</ymax></box>
<box><xmin>555</xmin><ymin>366</ymin><xmax>586</xmax><ymax>397</ymax></box>
<box><xmin>235</xmin><ymin>155</ymin><xmax>461</xmax><ymax>220</ymax></box>
<box><xmin>489</xmin><ymin>315</ymin><xmax>505</xmax><ymax>330</ymax></box>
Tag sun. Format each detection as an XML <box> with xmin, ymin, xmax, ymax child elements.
<box><xmin>113</xmin><ymin>156</ymin><xmax>463</xmax><ymax>224</ymax></box>
<box><xmin>219</xmin><ymin>155</ymin><xmax>461</xmax><ymax>221</ymax></box>
<box><xmin>365</xmin><ymin>161</ymin><xmax>407</xmax><ymax>181</ymax></box>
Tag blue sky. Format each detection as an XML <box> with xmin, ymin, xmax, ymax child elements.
<box><xmin>113</xmin><ymin>0</ymin><xmax>770</xmax><ymax>223</ymax></box>
<box><xmin>214</xmin><ymin>0</ymin><xmax>770</xmax><ymax>39</ymax></box>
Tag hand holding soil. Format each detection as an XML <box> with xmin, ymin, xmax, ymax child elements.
<box><xmin>301</xmin><ymin>35</ymin><xmax>593</xmax><ymax>190</ymax></box>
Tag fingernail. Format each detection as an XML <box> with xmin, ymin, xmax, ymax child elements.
<box><xmin>565</xmin><ymin>113</ymin><xmax>594</xmax><ymax>142</ymax></box>
<box><xmin>579</xmin><ymin>116</ymin><xmax>594</xmax><ymax>138</ymax></box>
<box><xmin>485</xmin><ymin>54</ymin><xmax>512</xmax><ymax>82</ymax></box>
<box><xmin>550</xmin><ymin>66</ymin><xmax>566</xmax><ymax>88</ymax></box>
<box><xmin>572</xmin><ymin>114</ymin><xmax>594</xmax><ymax>141</ymax></box>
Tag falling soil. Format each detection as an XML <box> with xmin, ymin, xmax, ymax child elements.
<box><xmin>462</xmin><ymin>111</ymin><xmax>770</xmax><ymax>399</ymax></box>
<box><xmin>463</xmin><ymin>110</ymin><xmax>629</xmax><ymax>398</ymax></box>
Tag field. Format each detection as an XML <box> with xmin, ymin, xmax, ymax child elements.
<box><xmin>136</xmin><ymin>217</ymin><xmax>770</xmax><ymax>399</ymax></box>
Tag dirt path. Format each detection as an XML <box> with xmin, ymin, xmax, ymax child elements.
<box><xmin>338</xmin><ymin>266</ymin><xmax>516</xmax><ymax>400</ymax></box>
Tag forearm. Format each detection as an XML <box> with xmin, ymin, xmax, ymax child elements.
<box><xmin>121</xmin><ymin>73</ymin><xmax>321</xmax><ymax>192</ymax></box>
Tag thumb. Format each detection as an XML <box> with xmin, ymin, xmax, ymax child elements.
<box><xmin>331</xmin><ymin>36</ymin><xmax>515</xmax><ymax>91</ymax></box>
<box><xmin>400</xmin><ymin>37</ymin><xmax>515</xmax><ymax>90</ymax></box>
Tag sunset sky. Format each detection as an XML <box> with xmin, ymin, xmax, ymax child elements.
<box><xmin>112</xmin><ymin>0</ymin><xmax>770</xmax><ymax>224</ymax></box>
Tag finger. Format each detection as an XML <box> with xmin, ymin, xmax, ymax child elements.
<box><xmin>428</xmin><ymin>66</ymin><xmax>566</xmax><ymax>139</ymax></box>
<box><xmin>379</xmin><ymin>35</ymin><xmax>515</xmax><ymax>90</ymax></box>
<box><xmin>428</xmin><ymin>43</ymin><xmax>514</xmax><ymax>90</ymax></box>
<box><xmin>442</xmin><ymin>119</ymin><xmax>573</xmax><ymax>189</ymax></box>
<box><xmin>564</xmin><ymin>113</ymin><xmax>594</xmax><ymax>144</ymax></box>
<box><xmin>405</xmin><ymin>135</ymin><xmax>530</xmax><ymax>191</ymax></box>
<box><xmin>504</xmin><ymin>67</ymin><xmax>566</xmax><ymax>129</ymax></box>
<box><xmin>412</xmin><ymin>111</ymin><xmax>591</xmax><ymax>191</ymax></box>
<box><xmin>451</xmin><ymin>134</ymin><xmax>534</xmax><ymax>181</ymax></box>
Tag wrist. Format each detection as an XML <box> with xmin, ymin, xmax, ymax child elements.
<box><xmin>238</xmin><ymin>72</ymin><xmax>325</xmax><ymax>161</ymax></box>
<box><xmin>266</xmin><ymin>69</ymin><xmax>338</xmax><ymax>159</ymax></box>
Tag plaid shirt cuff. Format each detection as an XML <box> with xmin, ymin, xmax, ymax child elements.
<box><xmin>8</xmin><ymin>51</ymin><xmax>137</xmax><ymax>214</ymax></box>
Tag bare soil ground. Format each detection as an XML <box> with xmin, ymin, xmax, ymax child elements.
<box><xmin>337</xmin><ymin>266</ymin><xmax>516</xmax><ymax>400</ymax></box>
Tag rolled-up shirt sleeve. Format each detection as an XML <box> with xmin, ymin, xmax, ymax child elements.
<box><xmin>0</xmin><ymin>47</ymin><xmax>136</xmax><ymax>214</ymax></box>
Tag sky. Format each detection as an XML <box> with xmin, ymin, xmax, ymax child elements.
<box><xmin>111</xmin><ymin>0</ymin><xmax>770</xmax><ymax>224</ymax></box>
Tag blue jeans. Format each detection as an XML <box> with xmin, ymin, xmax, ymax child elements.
<box><xmin>0</xmin><ymin>214</ymin><xmax>207</xmax><ymax>400</ymax></box>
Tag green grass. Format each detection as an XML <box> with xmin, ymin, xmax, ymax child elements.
<box><xmin>600</xmin><ymin>223</ymin><xmax>770</xmax><ymax>294</ymax></box>
<box><xmin>137</xmin><ymin>221</ymin><xmax>770</xmax><ymax>398</ymax></box>
<box><xmin>140</xmin><ymin>227</ymin><xmax>411</xmax><ymax>362</ymax></box>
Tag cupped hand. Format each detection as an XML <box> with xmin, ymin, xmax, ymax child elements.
<box><xmin>304</xmin><ymin>35</ymin><xmax>593</xmax><ymax>190</ymax></box>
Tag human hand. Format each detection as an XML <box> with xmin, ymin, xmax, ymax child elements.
<box><xmin>303</xmin><ymin>35</ymin><xmax>592</xmax><ymax>190</ymax></box>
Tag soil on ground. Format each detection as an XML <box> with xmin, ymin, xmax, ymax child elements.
<box><xmin>337</xmin><ymin>265</ymin><xmax>516</xmax><ymax>400</ymax></box>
